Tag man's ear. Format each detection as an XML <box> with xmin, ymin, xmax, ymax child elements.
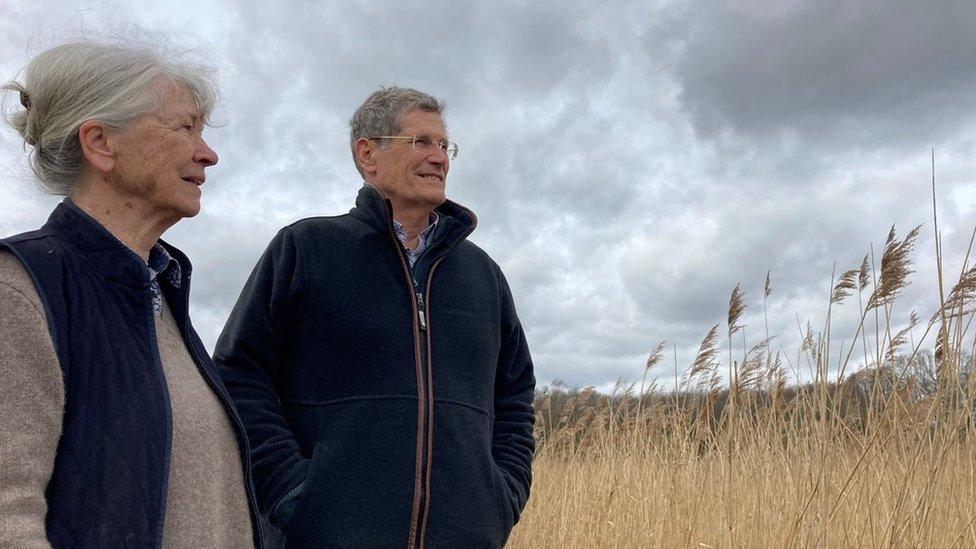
<box><xmin>78</xmin><ymin>119</ymin><xmax>115</xmax><ymax>174</ymax></box>
<box><xmin>354</xmin><ymin>137</ymin><xmax>379</xmax><ymax>178</ymax></box>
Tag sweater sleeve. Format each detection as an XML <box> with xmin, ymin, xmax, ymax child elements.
<box><xmin>213</xmin><ymin>228</ymin><xmax>309</xmax><ymax>528</ymax></box>
<box><xmin>491</xmin><ymin>268</ymin><xmax>536</xmax><ymax>525</ymax></box>
<box><xmin>0</xmin><ymin>251</ymin><xmax>64</xmax><ymax>548</ymax></box>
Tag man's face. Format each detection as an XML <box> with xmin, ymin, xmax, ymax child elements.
<box><xmin>370</xmin><ymin>109</ymin><xmax>450</xmax><ymax>211</ymax></box>
<box><xmin>108</xmin><ymin>81</ymin><xmax>218</xmax><ymax>220</ymax></box>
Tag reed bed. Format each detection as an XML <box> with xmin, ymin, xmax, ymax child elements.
<box><xmin>509</xmin><ymin>180</ymin><xmax>976</xmax><ymax>547</ymax></box>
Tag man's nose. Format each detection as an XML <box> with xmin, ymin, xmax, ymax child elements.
<box><xmin>427</xmin><ymin>146</ymin><xmax>449</xmax><ymax>165</ymax></box>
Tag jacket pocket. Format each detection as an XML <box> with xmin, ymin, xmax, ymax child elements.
<box><xmin>270</xmin><ymin>481</ymin><xmax>306</xmax><ymax>531</ymax></box>
<box><xmin>490</xmin><ymin>463</ymin><xmax>515</xmax><ymax>532</ymax></box>
<box><xmin>425</xmin><ymin>402</ymin><xmax>513</xmax><ymax>547</ymax></box>
<box><xmin>281</xmin><ymin>399</ymin><xmax>419</xmax><ymax>547</ymax></box>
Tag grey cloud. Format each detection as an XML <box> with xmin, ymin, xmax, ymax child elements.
<box><xmin>2</xmin><ymin>1</ymin><xmax>976</xmax><ymax>393</ymax></box>
<box><xmin>663</xmin><ymin>0</ymin><xmax>976</xmax><ymax>151</ymax></box>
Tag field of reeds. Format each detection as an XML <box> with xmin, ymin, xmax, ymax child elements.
<box><xmin>508</xmin><ymin>186</ymin><xmax>976</xmax><ymax>547</ymax></box>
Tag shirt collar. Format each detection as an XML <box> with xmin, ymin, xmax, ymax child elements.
<box><xmin>392</xmin><ymin>212</ymin><xmax>439</xmax><ymax>242</ymax></box>
<box><xmin>147</xmin><ymin>243</ymin><xmax>182</xmax><ymax>289</ymax></box>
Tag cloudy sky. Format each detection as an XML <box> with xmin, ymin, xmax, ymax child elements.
<box><xmin>2</xmin><ymin>0</ymin><xmax>975</xmax><ymax>391</ymax></box>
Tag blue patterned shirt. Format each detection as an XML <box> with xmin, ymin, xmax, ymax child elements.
<box><xmin>147</xmin><ymin>243</ymin><xmax>182</xmax><ymax>315</ymax></box>
<box><xmin>393</xmin><ymin>213</ymin><xmax>439</xmax><ymax>267</ymax></box>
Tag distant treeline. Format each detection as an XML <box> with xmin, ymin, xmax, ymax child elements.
<box><xmin>533</xmin><ymin>350</ymin><xmax>975</xmax><ymax>448</ymax></box>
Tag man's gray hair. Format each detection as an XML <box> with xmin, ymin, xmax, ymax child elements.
<box><xmin>349</xmin><ymin>86</ymin><xmax>446</xmax><ymax>178</ymax></box>
<box><xmin>2</xmin><ymin>39</ymin><xmax>219</xmax><ymax>195</ymax></box>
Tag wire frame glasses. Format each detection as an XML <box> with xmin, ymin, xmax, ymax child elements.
<box><xmin>370</xmin><ymin>135</ymin><xmax>459</xmax><ymax>160</ymax></box>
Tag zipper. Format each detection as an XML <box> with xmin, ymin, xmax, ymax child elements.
<box><xmin>378</xmin><ymin>197</ymin><xmax>475</xmax><ymax>548</ymax></box>
<box><xmin>386</xmin><ymin>221</ymin><xmax>428</xmax><ymax>549</ymax></box>
<box><xmin>145</xmin><ymin>290</ymin><xmax>172</xmax><ymax>549</ymax></box>
<box><xmin>178</xmin><ymin>296</ymin><xmax>266</xmax><ymax>547</ymax></box>
<box><xmin>413</xmin><ymin>286</ymin><xmax>431</xmax><ymax>549</ymax></box>
<box><xmin>416</xmin><ymin>258</ymin><xmax>445</xmax><ymax>548</ymax></box>
<box><xmin>412</xmin><ymin>217</ymin><xmax>476</xmax><ymax>546</ymax></box>
<box><xmin>417</xmin><ymin>292</ymin><xmax>427</xmax><ymax>330</ymax></box>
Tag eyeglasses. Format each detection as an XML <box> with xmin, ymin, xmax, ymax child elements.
<box><xmin>370</xmin><ymin>135</ymin><xmax>459</xmax><ymax>160</ymax></box>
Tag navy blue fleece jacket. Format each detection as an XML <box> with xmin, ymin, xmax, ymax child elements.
<box><xmin>215</xmin><ymin>186</ymin><xmax>535</xmax><ymax>548</ymax></box>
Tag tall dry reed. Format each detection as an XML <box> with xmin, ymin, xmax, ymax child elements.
<box><xmin>508</xmin><ymin>178</ymin><xmax>976</xmax><ymax>548</ymax></box>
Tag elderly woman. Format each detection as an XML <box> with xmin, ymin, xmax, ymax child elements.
<box><xmin>0</xmin><ymin>41</ymin><xmax>260</xmax><ymax>547</ymax></box>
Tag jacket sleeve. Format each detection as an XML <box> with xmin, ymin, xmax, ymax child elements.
<box><xmin>0</xmin><ymin>253</ymin><xmax>63</xmax><ymax>548</ymax></box>
<box><xmin>214</xmin><ymin>227</ymin><xmax>309</xmax><ymax>527</ymax></box>
<box><xmin>491</xmin><ymin>269</ymin><xmax>536</xmax><ymax>524</ymax></box>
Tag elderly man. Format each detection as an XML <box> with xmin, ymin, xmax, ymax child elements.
<box><xmin>216</xmin><ymin>87</ymin><xmax>535</xmax><ymax>548</ymax></box>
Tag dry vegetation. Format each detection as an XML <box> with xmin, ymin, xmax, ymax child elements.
<box><xmin>509</xmin><ymin>183</ymin><xmax>976</xmax><ymax>547</ymax></box>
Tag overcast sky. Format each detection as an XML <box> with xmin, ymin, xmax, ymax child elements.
<box><xmin>2</xmin><ymin>0</ymin><xmax>975</xmax><ymax>391</ymax></box>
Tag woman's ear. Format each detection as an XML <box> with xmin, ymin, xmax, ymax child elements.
<box><xmin>77</xmin><ymin>119</ymin><xmax>115</xmax><ymax>174</ymax></box>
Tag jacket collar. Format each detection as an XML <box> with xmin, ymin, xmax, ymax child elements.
<box><xmin>43</xmin><ymin>199</ymin><xmax>193</xmax><ymax>289</ymax></box>
<box><xmin>349</xmin><ymin>184</ymin><xmax>478</xmax><ymax>247</ymax></box>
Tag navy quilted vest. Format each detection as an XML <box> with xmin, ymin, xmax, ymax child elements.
<box><xmin>1</xmin><ymin>201</ymin><xmax>262</xmax><ymax>548</ymax></box>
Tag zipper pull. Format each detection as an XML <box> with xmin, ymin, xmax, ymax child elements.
<box><xmin>416</xmin><ymin>292</ymin><xmax>427</xmax><ymax>330</ymax></box>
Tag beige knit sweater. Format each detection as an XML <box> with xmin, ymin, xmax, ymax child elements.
<box><xmin>0</xmin><ymin>251</ymin><xmax>253</xmax><ymax>548</ymax></box>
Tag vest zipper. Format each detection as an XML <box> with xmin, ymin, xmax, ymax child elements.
<box><xmin>179</xmin><ymin>315</ymin><xmax>266</xmax><ymax>547</ymax></box>
<box><xmin>145</xmin><ymin>296</ymin><xmax>172</xmax><ymax>549</ymax></box>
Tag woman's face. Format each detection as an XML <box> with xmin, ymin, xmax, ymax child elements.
<box><xmin>108</xmin><ymin>81</ymin><xmax>218</xmax><ymax>220</ymax></box>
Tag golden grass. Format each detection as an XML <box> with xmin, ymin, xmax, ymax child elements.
<box><xmin>510</xmin><ymin>399</ymin><xmax>976</xmax><ymax>548</ymax></box>
<box><xmin>509</xmin><ymin>179</ymin><xmax>976</xmax><ymax>547</ymax></box>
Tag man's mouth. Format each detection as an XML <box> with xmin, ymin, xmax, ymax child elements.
<box><xmin>181</xmin><ymin>176</ymin><xmax>205</xmax><ymax>186</ymax></box>
<box><xmin>417</xmin><ymin>174</ymin><xmax>444</xmax><ymax>183</ymax></box>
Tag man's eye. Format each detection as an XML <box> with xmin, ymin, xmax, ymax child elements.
<box><xmin>414</xmin><ymin>136</ymin><xmax>432</xmax><ymax>147</ymax></box>
<box><xmin>438</xmin><ymin>141</ymin><xmax>449</xmax><ymax>151</ymax></box>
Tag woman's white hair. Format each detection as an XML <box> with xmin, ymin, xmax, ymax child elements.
<box><xmin>2</xmin><ymin>38</ymin><xmax>218</xmax><ymax>195</ymax></box>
